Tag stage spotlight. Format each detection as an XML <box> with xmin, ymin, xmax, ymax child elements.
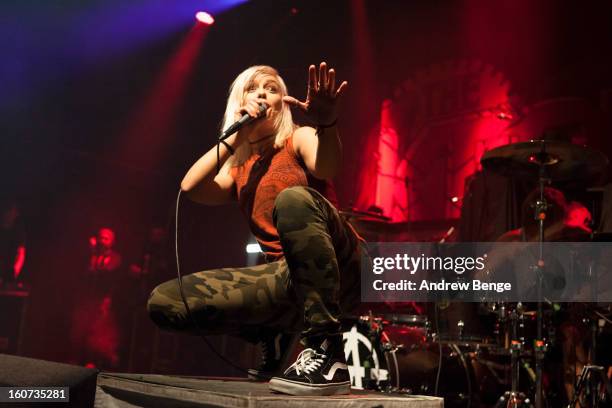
<box><xmin>195</xmin><ymin>11</ymin><xmax>214</xmax><ymax>25</ymax></box>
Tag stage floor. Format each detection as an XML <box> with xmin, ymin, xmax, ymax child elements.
<box><xmin>95</xmin><ymin>373</ymin><xmax>443</xmax><ymax>407</ymax></box>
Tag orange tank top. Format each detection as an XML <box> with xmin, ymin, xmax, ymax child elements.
<box><xmin>230</xmin><ymin>135</ymin><xmax>337</xmax><ymax>261</ymax></box>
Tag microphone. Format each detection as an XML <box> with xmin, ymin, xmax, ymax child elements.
<box><xmin>219</xmin><ymin>103</ymin><xmax>267</xmax><ymax>140</ymax></box>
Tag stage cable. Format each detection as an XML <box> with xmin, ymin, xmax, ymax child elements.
<box><xmin>433</xmin><ymin>240</ymin><xmax>444</xmax><ymax>397</ymax></box>
<box><xmin>174</xmin><ymin>188</ymin><xmax>251</xmax><ymax>376</ymax></box>
<box><xmin>434</xmin><ymin>303</ymin><xmax>442</xmax><ymax>396</ymax></box>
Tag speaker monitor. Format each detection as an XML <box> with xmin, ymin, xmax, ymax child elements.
<box><xmin>0</xmin><ymin>354</ymin><xmax>98</xmax><ymax>407</ymax></box>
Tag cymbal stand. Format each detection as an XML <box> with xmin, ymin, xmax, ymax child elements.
<box><xmin>495</xmin><ymin>308</ymin><xmax>532</xmax><ymax>408</ymax></box>
<box><xmin>532</xmin><ymin>142</ymin><xmax>551</xmax><ymax>408</ymax></box>
<box><xmin>498</xmin><ymin>141</ymin><xmax>552</xmax><ymax>408</ymax></box>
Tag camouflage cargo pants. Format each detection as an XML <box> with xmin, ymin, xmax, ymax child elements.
<box><xmin>147</xmin><ymin>186</ymin><xmax>367</xmax><ymax>342</ymax></box>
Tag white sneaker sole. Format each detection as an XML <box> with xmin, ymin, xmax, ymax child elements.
<box><xmin>268</xmin><ymin>378</ymin><xmax>351</xmax><ymax>396</ymax></box>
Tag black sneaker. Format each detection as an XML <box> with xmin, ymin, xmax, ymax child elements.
<box><xmin>248</xmin><ymin>332</ymin><xmax>296</xmax><ymax>381</ymax></box>
<box><xmin>268</xmin><ymin>336</ymin><xmax>351</xmax><ymax>396</ymax></box>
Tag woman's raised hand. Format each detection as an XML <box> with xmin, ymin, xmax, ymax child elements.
<box><xmin>283</xmin><ymin>62</ymin><xmax>348</xmax><ymax>126</ymax></box>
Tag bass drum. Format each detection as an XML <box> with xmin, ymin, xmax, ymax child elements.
<box><xmin>427</xmin><ymin>301</ymin><xmax>500</xmax><ymax>346</ymax></box>
<box><xmin>382</xmin><ymin>314</ymin><xmax>482</xmax><ymax>408</ymax></box>
<box><xmin>342</xmin><ymin>315</ymin><xmax>389</xmax><ymax>390</ymax></box>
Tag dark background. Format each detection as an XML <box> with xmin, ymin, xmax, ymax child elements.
<box><xmin>1</xmin><ymin>0</ymin><xmax>611</xmax><ymax>375</ymax></box>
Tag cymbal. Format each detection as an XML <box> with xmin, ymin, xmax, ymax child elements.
<box><xmin>481</xmin><ymin>139</ymin><xmax>608</xmax><ymax>183</ymax></box>
<box><xmin>339</xmin><ymin>208</ymin><xmax>390</xmax><ymax>222</ymax></box>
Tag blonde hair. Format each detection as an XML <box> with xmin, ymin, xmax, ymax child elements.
<box><xmin>220</xmin><ymin>66</ymin><xmax>296</xmax><ymax>171</ymax></box>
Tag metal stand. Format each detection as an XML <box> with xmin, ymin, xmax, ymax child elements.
<box><xmin>496</xmin><ymin>141</ymin><xmax>552</xmax><ymax>408</ymax></box>
<box><xmin>495</xmin><ymin>309</ymin><xmax>533</xmax><ymax>408</ymax></box>
<box><xmin>496</xmin><ymin>392</ymin><xmax>533</xmax><ymax>408</ymax></box>
<box><xmin>566</xmin><ymin>311</ymin><xmax>612</xmax><ymax>407</ymax></box>
<box><xmin>533</xmin><ymin>150</ymin><xmax>549</xmax><ymax>408</ymax></box>
<box><xmin>567</xmin><ymin>365</ymin><xmax>612</xmax><ymax>408</ymax></box>
<box><xmin>480</xmin><ymin>139</ymin><xmax>611</xmax><ymax>408</ymax></box>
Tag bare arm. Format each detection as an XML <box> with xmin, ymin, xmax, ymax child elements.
<box><xmin>293</xmin><ymin>125</ymin><xmax>342</xmax><ymax>179</ymax></box>
<box><xmin>181</xmin><ymin>98</ymin><xmax>266</xmax><ymax>205</ymax></box>
<box><xmin>283</xmin><ymin>62</ymin><xmax>347</xmax><ymax>180</ymax></box>
<box><xmin>180</xmin><ymin>134</ymin><xmax>239</xmax><ymax>205</ymax></box>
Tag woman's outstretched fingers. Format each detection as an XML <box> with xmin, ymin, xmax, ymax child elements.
<box><xmin>308</xmin><ymin>65</ymin><xmax>317</xmax><ymax>94</ymax></box>
<box><xmin>327</xmin><ymin>69</ymin><xmax>336</xmax><ymax>95</ymax></box>
<box><xmin>319</xmin><ymin>62</ymin><xmax>328</xmax><ymax>92</ymax></box>
<box><xmin>284</xmin><ymin>62</ymin><xmax>347</xmax><ymax>120</ymax></box>
<box><xmin>335</xmin><ymin>81</ymin><xmax>348</xmax><ymax>98</ymax></box>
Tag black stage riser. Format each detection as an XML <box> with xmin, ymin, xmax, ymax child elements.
<box><xmin>0</xmin><ymin>354</ymin><xmax>98</xmax><ymax>407</ymax></box>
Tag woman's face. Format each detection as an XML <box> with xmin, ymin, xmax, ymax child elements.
<box><xmin>243</xmin><ymin>73</ymin><xmax>284</xmax><ymax>130</ymax></box>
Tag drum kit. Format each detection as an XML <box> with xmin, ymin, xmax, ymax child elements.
<box><xmin>343</xmin><ymin>139</ymin><xmax>612</xmax><ymax>407</ymax></box>
<box><xmin>343</xmin><ymin>306</ymin><xmax>552</xmax><ymax>407</ymax></box>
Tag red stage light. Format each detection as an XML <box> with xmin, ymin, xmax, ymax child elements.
<box><xmin>195</xmin><ymin>11</ymin><xmax>214</xmax><ymax>25</ymax></box>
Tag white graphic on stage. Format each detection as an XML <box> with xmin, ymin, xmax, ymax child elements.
<box><xmin>342</xmin><ymin>324</ymin><xmax>388</xmax><ymax>389</ymax></box>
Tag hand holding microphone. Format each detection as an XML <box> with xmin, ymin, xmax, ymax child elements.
<box><xmin>220</xmin><ymin>101</ymin><xmax>268</xmax><ymax>141</ymax></box>
<box><xmin>237</xmin><ymin>99</ymin><xmax>268</xmax><ymax>121</ymax></box>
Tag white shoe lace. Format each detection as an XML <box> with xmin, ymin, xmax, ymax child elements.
<box><xmin>284</xmin><ymin>348</ymin><xmax>327</xmax><ymax>376</ymax></box>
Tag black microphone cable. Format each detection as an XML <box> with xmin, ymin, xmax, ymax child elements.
<box><xmin>176</xmin><ymin>102</ymin><xmax>269</xmax><ymax>371</ymax></box>
<box><xmin>173</xmin><ymin>188</ymin><xmax>251</xmax><ymax>376</ymax></box>
<box><xmin>215</xmin><ymin>103</ymin><xmax>267</xmax><ymax>174</ymax></box>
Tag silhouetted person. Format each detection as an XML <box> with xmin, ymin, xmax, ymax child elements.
<box><xmin>72</xmin><ymin>227</ymin><xmax>124</xmax><ymax>370</ymax></box>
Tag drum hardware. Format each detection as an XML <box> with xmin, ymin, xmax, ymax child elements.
<box><xmin>481</xmin><ymin>139</ymin><xmax>611</xmax><ymax>408</ymax></box>
<box><xmin>520</xmin><ymin>141</ymin><xmax>548</xmax><ymax>408</ymax></box>
<box><xmin>457</xmin><ymin>320</ymin><xmax>465</xmax><ymax>339</ymax></box>
<box><xmin>534</xmin><ymin>182</ymin><xmax>546</xmax><ymax>408</ymax></box>
<box><xmin>488</xmin><ymin>334</ymin><xmax>537</xmax><ymax>407</ymax></box>
<box><xmin>345</xmin><ymin>309</ymin><xmax>560</xmax><ymax>407</ymax></box>
<box><xmin>492</xmin><ymin>308</ymin><xmax>533</xmax><ymax>408</ymax></box>
<box><xmin>342</xmin><ymin>139</ymin><xmax>609</xmax><ymax>403</ymax></box>
<box><xmin>343</xmin><ymin>139</ymin><xmax>610</xmax><ymax>404</ymax></box>
<box><xmin>450</xmin><ymin>342</ymin><xmax>473</xmax><ymax>407</ymax></box>
<box><xmin>495</xmin><ymin>392</ymin><xmax>532</xmax><ymax>408</ymax></box>
<box><xmin>480</xmin><ymin>139</ymin><xmax>609</xmax><ymax>186</ymax></box>
<box><xmin>567</xmin><ymin>365</ymin><xmax>612</xmax><ymax>408</ymax></box>
<box><xmin>345</xmin><ymin>312</ymin><xmax>482</xmax><ymax>405</ymax></box>
<box><xmin>564</xmin><ymin>308</ymin><xmax>612</xmax><ymax>407</ymax></box>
